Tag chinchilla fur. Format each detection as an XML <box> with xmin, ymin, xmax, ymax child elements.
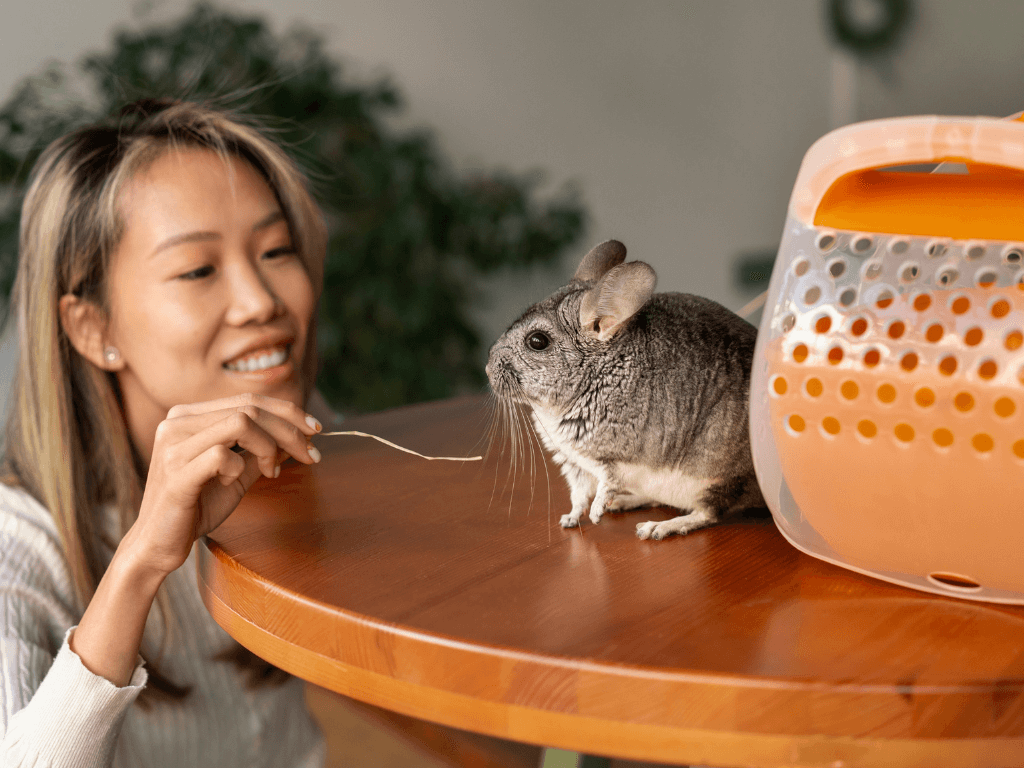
<box><xmin>485</xmin><ymin>239</ymin><xmax>765</xmax><ymax>540</ymax></box>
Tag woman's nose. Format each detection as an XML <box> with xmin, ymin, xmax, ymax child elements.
<box><xmin>224</xmin><ymin>260</ymin><xmax>282</xmax><ymax>326</ymax></box>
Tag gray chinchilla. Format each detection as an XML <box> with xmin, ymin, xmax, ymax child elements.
<box><xmin>485</xmin><ymin>239</ymin><xmax>765</xmax><ymax>540</ymax></box>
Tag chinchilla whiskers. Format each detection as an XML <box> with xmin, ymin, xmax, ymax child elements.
<box><xmin>504</xmin><ymin>396</ymin><xmax>522</xmax><ymax>521</ymax></box>
<box><xmin>473</xmin><ymin>394</ymin><xmax>501</xmax><ymax>461</ymax></box>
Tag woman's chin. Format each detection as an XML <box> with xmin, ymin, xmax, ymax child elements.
<box><xmin>223</xmin><ymin>360</ymin><xmax>304</xmax><ymax>403</ymax></box>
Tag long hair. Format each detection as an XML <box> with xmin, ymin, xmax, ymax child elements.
<box><xmin>1</xmin><ymin>99</ymin><xmax>326</xmax><ymax>703</ymax></box>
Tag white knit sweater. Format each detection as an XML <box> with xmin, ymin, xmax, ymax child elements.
<box><xmin>0</xmin><ymin>482</ymin><xmax>325</xmax><ymax>767</ymax></box>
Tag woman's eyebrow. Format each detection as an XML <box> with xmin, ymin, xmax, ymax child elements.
<box><xmin>150</xmin><ymin>210</ymin><xmax>286</xmax><ymax>258</ymax></box>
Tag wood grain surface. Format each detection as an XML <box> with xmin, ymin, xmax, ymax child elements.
<box><xmin>198</xmin><ymin>395</ymin><xmax>1024</xmax><ymax>767</ymax></box>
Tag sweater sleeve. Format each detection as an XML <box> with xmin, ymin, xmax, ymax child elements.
<box><xmin>0</xmin><ymin>628</ymin><xmax>147</xmax><ymax>767</ymax></box>
<box><xmin>0</xmin><ymin>488</ymin><xmax>147</xmax><ymax>767</ymax></box>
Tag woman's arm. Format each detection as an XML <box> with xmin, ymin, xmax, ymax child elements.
<box><xmin>68</xmin><ymin>534</ymin><xmax>165</xmax><ymax>686</ymax></box>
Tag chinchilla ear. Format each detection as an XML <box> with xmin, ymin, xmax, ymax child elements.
<box><xmin>572</xmin><ymin>240</ymin><xmax>627</xmax><ymax>282</ymax></box>
<box><xmin>579</xmin><ymin>261</ymin><xmax>657</xmax><ymax>341</ymax></box>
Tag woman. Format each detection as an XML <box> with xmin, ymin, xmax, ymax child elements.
<box><xmin>0</xmin><ymin>99</ymin><xmax>337</xmax><ymax>766</ymax></box>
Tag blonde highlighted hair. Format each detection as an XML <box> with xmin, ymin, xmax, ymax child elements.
<box><xmin>2</xmin><ymin>99</ymin><xmax>326</xmax><ymax>702</ymax></box>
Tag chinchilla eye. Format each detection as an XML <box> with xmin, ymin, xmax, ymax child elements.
<box><xmin>526</xmin><ymin>331</ymin><xmax>550</xmax><ymax>351</ymax></box>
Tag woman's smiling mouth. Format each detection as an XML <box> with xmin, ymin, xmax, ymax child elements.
<box><xmin>223</xmin><ymin>344</ymin><xmax>292</xmax><ymax>373</ymax></box>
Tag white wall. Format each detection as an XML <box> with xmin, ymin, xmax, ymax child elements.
<box><xmin>2</xmin><ymin>0</ymin><xmax>1024</xmax><ymax>408</ymax></box>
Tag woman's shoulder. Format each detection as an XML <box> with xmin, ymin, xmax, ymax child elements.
<box><xmin>0</xmin><ymin>481</ymin><xmax>79</xmax><ymax>647</ymax></box>
<box><xmin>0</xmin><ymin>481</ymin><xmax>70</xmax><ymax>589</ymax></box>
<box><xmin>0</xmin><ymin>481</ymin><xmax>60</xmax><ymax>543</ymax></box>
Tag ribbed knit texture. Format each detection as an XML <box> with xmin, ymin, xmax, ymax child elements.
<box><xmin>0</xmin><ymin>483</ymin><xmax>325</xmax><ymax>768</ymax></box>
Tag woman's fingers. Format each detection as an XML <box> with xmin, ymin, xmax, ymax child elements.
<box><xmin>168</xmin><ymin>410</ymin><xmax>295</xmax><ymax>482</ymax></box>
<box><xmin>159</xmin><ymin>405</ymin><xmax>320</xmax><ymax>476</ymax></box>
<box><xmin>166</xmin><ymin>393</ymin><xmax>321</xmax><ymax>436</ymax></box>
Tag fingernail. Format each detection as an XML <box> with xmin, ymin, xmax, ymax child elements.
<box><xmin>307</xmin><ymin>444</ymin><xmax>321</xmax><ymax>463</ymax></box>
<box><xmin>306</xmin><ymin>415</ymin><xmax>322</xmax><ymax>433</ymax></box>
<box><xmin>273</xmin><ymin>465</ymin><xmax>281</xmax><ymax>479</ymax></box>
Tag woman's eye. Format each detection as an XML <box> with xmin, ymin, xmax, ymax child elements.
<box><xmin>180</xmin><ymin>265</ymin><xmax>214</xmax><ymax>281</ymax></box>
<box><xmin>526</xmin><ymin>331</ymin><xmax>550</xmax><ymax>351</ymax></box>
<box><xmin>263</xmin><ymin>246</ymin><xmax>297</xmax><ymax>260</ymax></box>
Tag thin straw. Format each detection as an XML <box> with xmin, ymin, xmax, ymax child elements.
<box><xmin>320</xmin><ymin>431</ymin><xmax>482</xmax><ymax>461</ymax></box>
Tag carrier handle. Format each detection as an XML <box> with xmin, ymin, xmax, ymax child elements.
<box><xmin>790</xmin><ymin>113</ymin><xmax>1024</xmax><ymax>226</ymax></box>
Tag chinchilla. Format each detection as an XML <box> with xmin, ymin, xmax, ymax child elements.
<box><xmin>485</xmin><ymin>239</ymin><xmax>765</xmax><ymax>540</ymax></box>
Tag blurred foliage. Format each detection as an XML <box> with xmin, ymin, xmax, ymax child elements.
<box><xmin>0</xmin><ymin>3</ymin><xmax>586</xmax><ymax>412</ymax></box>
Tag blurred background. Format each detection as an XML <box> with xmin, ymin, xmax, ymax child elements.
<box><xmin>3</xmin><ymin>0</ymin><xmax>1024</xmax><ymax>419</ymax></box>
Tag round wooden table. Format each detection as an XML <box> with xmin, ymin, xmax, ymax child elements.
<box><xmin>198</xmin><ymin>395</ymin><xmax>1024</xmax><ymax>767</ymax></box>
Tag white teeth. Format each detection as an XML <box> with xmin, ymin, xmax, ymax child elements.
<box><xmin>226</xmin><ymin>347</ymin><xmax>288</xmax><ymax>372</ymax></box>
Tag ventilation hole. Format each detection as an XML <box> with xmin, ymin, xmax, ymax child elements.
<box><xmin>955</xmin><ymin>392</ymin><xmax>974</xmax><ymax>412</ymax></box>
<box><xmin>850</xmin><ymin>317</ymin><xmax>869</xmax><ymax>336</ymax></box>
<box><xmin>964</xmin><ymin>327</ymin><xmax>983</xmax><ymax>346</ymax></box>
<box><xmin>788</xmin><ymin>414</ymin><xmax>806</xmax><ymax>433</ymax></box>
<box><xmin>828</xmin><ymin>260</ymin><xmax>847</xmax><ymax>278</ymax></box>
<box><xmin>972</xmin><ymin>433</ymin><xmax>994</xmax><ymax>452</ymax></box>
<box><xmin>804</xmin><ymin>286</ymin><xmax>821</xmax><ymax>305</ymax></box>
<box><xmin>876</xmin><ymin>291</ymin><xmax>894</xmax><ymax>309</ymax></box>
<box><xmin>828</xmin><ymin>347</ymin><xmax>844</xmax><ymax>364</ymax></box>
<box><xmin>771</xmin><ymin>376</ymin><xmax>788</xmax><ymax>396</ymax></box>
<box><xmin>977</xmin><ymin>270</ymin><xmax>998</xmax><ymax>288</ymax></box>
<box><xmin>839</xmin><ymin>288</ymin><xmax>857</xmax><ymax>307</ymax></box>
<box><xmin>1014</xmin><ymin>440</ymin><xmax>1024</xmax><ymax>459</ymax></box>
<box><xmin>1004</xmin><ymin>246</ymin><xmax>1023</xmax><ymax>265</ymax></box>
<box><xmin>889</xmin><ymin>239</ymin><xmax>909</xmax><ymax>255</ymax></box>
<box><xmin>915</xmin><ymin>387</ymin><xmax>935</xmax><ymax>407</ymax></box>
<box><xmin>854</xmin><ymin>236</ymin><xmax>873</xmax><ymax>253</ymax></box>
<box><xmin>894</xmin><ymin>423</ymin><xmax>915</xmax><ymax>442</ymax></box>
<box><xmin>928</xmin><ymin>572</ymin><xmax>981</xmax><ymax>591</ymax></box>
<box><xmin>841</xmin><ymin>380</ymin><xmax>859</xmax><ymax>399</ymax></box>
<box><xmin>939</xmin><ymin>356</ymin><xmax>958</xmax><ymax>376</ymax></box>
<box><xmin>805</xmin><ymin>378</ymin><xmax>824</xmax><ymax>397</ymax></box>
<box><xmin>857</xmin><ymin>420</ymin><xmax>877</xmax><ymax>438</ymax></box>
<box><xmin>901</xmin><ymin>263</ymin><xmax>920</xmax><ymax>282</ymax></box>
<box><xmin>864</xmin><ymin>261</ymin><xmax>883</xmax><ymax>280</ymax></box>
<box><xmin>932</xmin><ymin>428</ymin><xmax>954</xmax><ymax>448</ymax></box>
<box><xmin>864</xmin><ymin>349</ymin><xmax>881</xmax><ymax>367</ymax></box>
<box><xmin>937</xmin><ymin>267</ymin><xmax>959</xmax><ymax>287</ymax></box>
<box><xmin>792</xmin><ymin>344</ymin><xmax>808</xmax><ymax>363</ymax></box>
<box><xmin>877</xmin><ymin>384</ymin><xmax>897</xmax><ymax>404</ymax></box>
<box><xmin>781</xmin><ymin>313</ymin><xmax>796</xmax><ymax>333</ymax></box>
<box><xmin>927</xmin><ymin>241</ymin><xmax>948</xmax><ymax>258</ymax></box>
<box><xmin>816</xmin><ymin>233</ymin><xmax>836</xmax><ymax>251</ymax></box>
<box><xmin>901</xmin><ymin>352</ymin><xmax>918</xmax><ymax>371</ymax></box>
<box><xmin>794</xmin><ymin>259</ymin><xmax>810</xmax><ymax>277</ymax></box>
<box><xmin>995</xmin><ymin>397</ymin><xmax>1016</xmax><ymax>418</ymax></box>
<box><xmin>966</xmin><ymin>244</ymin><xmax>987</xmax><ymax>260</ymax></box>
<box><xmin>815</xmin><ymin>315</ymin><xmax>832</xmax><ymax>333</ymax></box>
<box><xmin>991</xmin><ymin>299</ymin><xmax>1011</xmax><ymax>318</ymax></box>
<box><xmin>926</xmin><ymin>323</ymin><xmax>944</xmax><ymax>342</ymax></box>
<box><xmin>951</xmin><ymin>296</ymin><xmax>971</xmax><ymax>314</ymax></box>
<box><xmin>978</xmin><ymin>360</ymin><xmax>998</xmax><ymax>379</ymax></box>
<box><xmin>887</xmin><ymin>321</ymin><xmax>905</xmax><ymax>339</ymax></box>
<box><xmin>1006</xmin><ymin>330</ymin><xmax>1023</xmax><ymax>350</ymax></box>
<box><xmin>822</xmin><ymin>417</ymin><xmax>841</xmax><ymax>436</ymax></box>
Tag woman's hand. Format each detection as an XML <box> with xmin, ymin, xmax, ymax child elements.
<box><xmin>125</xmin><ymin>393</ymin><xmax>322</xmax><ymax>578</ymax></box>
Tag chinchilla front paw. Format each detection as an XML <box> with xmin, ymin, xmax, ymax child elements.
<box><xmin>560</xmin><ymin>509</ymin><xmax>585</xmax><ymax>528</ymax></box>
<box><xmin>636</xmin><ymin>508</ymin><xmax>717</xmax><ymax>540</ymax></box>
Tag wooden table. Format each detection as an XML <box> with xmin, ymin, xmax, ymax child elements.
<box><xmin>198</xmin><ymin>395</ymin><xmax>1024</xmax><ymax>768</ymax></box>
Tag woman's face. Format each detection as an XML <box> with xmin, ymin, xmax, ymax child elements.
<box><xmin>105</xmin><ymin>148</ymin><xmax>315</xmax><ymax>451</ymax></box>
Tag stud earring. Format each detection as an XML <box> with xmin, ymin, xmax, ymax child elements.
<box><xmin>103</xmin><ymin>346</ymin><xmax>120</xmax><ymax>364</ymax></box>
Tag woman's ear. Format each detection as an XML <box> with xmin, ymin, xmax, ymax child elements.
<box><xmin>58</xmin><ymin>294</ymin><xmax>123</xmax><ymax>370</ymax></box>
